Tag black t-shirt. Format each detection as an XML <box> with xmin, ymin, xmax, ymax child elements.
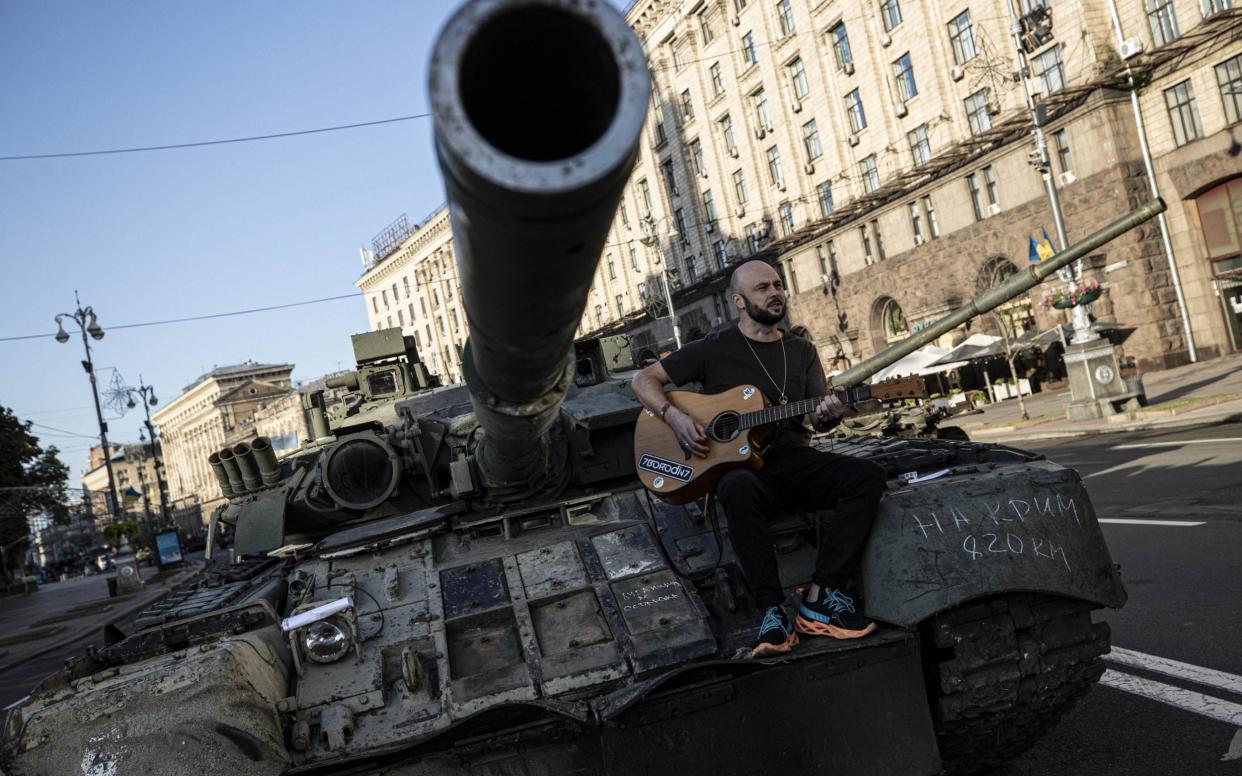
<box><xmin>660</xmin><ymin>327</ymin><xmax>829</xmax><ymax>436</ymax></box>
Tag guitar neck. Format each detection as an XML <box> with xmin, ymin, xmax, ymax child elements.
<box><xmin>739</xmin><ymin>385</ymin><xmax>870</xmax><ymax>429</ymax></box>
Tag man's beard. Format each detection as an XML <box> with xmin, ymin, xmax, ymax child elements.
<box><xmin>744</xmin><ymin>295</ymin><xmax>785</xmax><ymax>325</ymax></box>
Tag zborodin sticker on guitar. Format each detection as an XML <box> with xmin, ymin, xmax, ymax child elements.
<box><xmin>638</xmin><ymin>453</ymin><xmax>694</xmax><ymax>482</ymax></box>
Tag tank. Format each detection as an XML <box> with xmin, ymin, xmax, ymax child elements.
<box><xmin>1</xmin><ymin>2</ymin><xmax>1163</xmax><ymax>774</ymax></box>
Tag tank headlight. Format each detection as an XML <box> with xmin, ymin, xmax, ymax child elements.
<box><xmin>303</xmin><ymin>616</ymin><xmax>351</xmax><ymax>664</ymax></box>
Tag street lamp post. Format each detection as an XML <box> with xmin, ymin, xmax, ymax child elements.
<box><xmin>640</xmin><ymin>216</ymin><xmax>683</xmax><ymax>349</ymax></box>
<box><xmin>124</xmin><ymin>378</ymin><xmax>170</xmax><ymax>527</ymax></box>
<box><xmin>54</xmin><ymin>293</ymin><xmax>121</xmax><ymax>522</ymax></box>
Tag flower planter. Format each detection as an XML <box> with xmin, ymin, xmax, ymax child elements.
<box><xmin>1051</xmin><ymin>286</ymin><xmax>1102</xmax><ymax>309</ymax></box>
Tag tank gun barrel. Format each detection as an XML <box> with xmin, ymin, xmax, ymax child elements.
<box><xmin>428</xmin><ymin>0</ymin><xmax>650</xmax><ymax>489</ymax></box>
<box><xmin>830</xmin><ymin>198</ymin><xmax>1167</xmax><ymax>388</ymax></box>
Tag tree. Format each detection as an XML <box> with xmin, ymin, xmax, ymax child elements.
<box><xmin>0</xmin><ymin>405</ymin><xmax>70</xmax><ymax>585</ymax></box>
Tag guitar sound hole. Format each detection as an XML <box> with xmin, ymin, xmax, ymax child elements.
<box><xmin>709</xmin><ymin>411</ymin><xmax>741</xmax><ymax>442</ymax></box>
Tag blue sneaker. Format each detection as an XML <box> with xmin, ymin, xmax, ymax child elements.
<box><xmin>796</xmin><ymin>587</ymin><xmax>876</xmax><ymax>640</ymax></box>
<box><xmin>750</xmin><ymin>605</ymin><xmax>798</xmax><ymax>658</ymax></box>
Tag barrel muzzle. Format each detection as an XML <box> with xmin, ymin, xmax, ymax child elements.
<box><xmin>251</xmin><ymin>436</ymin><xmax>281</xmax><ymax>487</ymax></box>
<box><xmin>429</xmin><ymin>0</ymin><xmax>650</xmax><ymax>493</ymax></box>
<box><xmin>208</xmin><ymin>452</ymin><xmax>235</xmax><ymax>499</ymax></box>
<box><xmin>232</xmin><ymin>441</ymin><xmax>261</xmax><ymax>492</ymax></box>
<box><xmin>217</xmin><ymin>447</ymin><xmax>245</xmax><ymax>496</ymax></box>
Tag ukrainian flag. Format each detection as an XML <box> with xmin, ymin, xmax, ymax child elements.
<box><xmin>1036</xmin><ymin>227</ymin><xmax>1057</xmax><ymax>261</ymax></box>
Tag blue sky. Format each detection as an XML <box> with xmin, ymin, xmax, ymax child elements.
<box><xmin>3</xmin><ymin>1</ymin><xmax>631</xmax><ymax>479</ymax></box>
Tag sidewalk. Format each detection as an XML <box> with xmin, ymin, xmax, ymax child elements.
<box><xmin>939</xmin><ymin>352</ymin><xmax>1242</xmax><ymax>444</ymax></box>
<box><xmin>0</xmin><ymin>561</ymin><xmax>201</xmax><ymax>679</ymax></box>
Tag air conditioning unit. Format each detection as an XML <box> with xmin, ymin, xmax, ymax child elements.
<box><xmin>987</xmin><ymin>100</ymin><xmax>1001</xmax><ymax>116</ymax></box>
<box><xmin>755</xmin><ymin>127</ymin><xmax>766</xmax><ymax>139</ymax></box>
<box><xmin>844</xmin><ymin>61</ymin><xmax>856</xmax><ymax>76</ymax></box>
<box><xmin>894</xmin><ymin>102</ymin><xmax>908</xmax><ymax>118</ymax></box>
<box><xmin>734</xmin><ymin>206</ymin><xmax>746</xmax><ymax>217</ymax></box>
<box><xmin>988</xmin><ymin>202</ymin><xmax>1001</xmax><ymax>216</ymax></box>
<box><xmin>950</xmin><ymin>65</ymin><xmax>965</xmax><ymax>82</ymax></box>
<box><xmin>701</xmin><ymin>170</ymin><xmax>710</xmax><ymax>179</ymax></box>
<box><xmin>880</xmin><ymin>33</ymin><xmax>892</xmax><ymax>47</ymax></box>
<box><xmin>803</xmin><ymin>162</ymin><xmax>815</xmax><ymax>174</ymax></box>
<box><xmin>705</xmin><ymin>221</ymin><xmax>716</xmax><ymax>232</ymax></box>
<box><xmin>1059</xmin><ymin>170</ymin><xmax>1077</xmax><ymax>185</ymax></box>
<box><xmin>731</xmin><ymin>15</ymin><xmax>740</xmax><ymax>26</ymax></box>
<box><xmin>776</xmin><ymin>182</ymin><xmax>786</xmax><ymax>191</ymax></box>
<box><xmin>848</xmin><ymin>134</ymin><xmax>860</xmax><ymax>147</ymax></box>
<box><xmin>914</xmin><ymin>234</ymin><xmax>925</xmax><ymax>246</ymax></box>
<box><xmin>729</xmin><ymin>147</ymin><xmax>740</xmax><ymax>158</ymax></box>
<box><xmin>792</xmin><ymin>100</ymin><xmax>803</xmax><ymax>113</ymax></box>
<box><xmin>1119</xmin><ymin>36</ymin><xmax>1143</xmax><ymax>60</ymax></box>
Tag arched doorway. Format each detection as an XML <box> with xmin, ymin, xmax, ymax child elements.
<box><xmin>1194</xmin><ymin>177</ymin><xmax>1242</xmax><ymax>351</ymax></box>
<box><xmin>979</xmin><ymin>256</ymin><xmax>1035</xmax><ymax>339</ymax></box>
<box><xmin>870</xmin><ymin>296</ymin><xmax>909</xmax><ymax>352</ymax></box>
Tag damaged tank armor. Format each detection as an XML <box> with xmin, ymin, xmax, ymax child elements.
<box><xmin>1</xmin><ymin>1</ymin><xmax>1164</xmax><ymax>773</ymax></box>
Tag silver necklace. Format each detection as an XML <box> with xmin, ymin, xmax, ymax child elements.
<box><xmin>742</xmin><ymin>331</ymin><xmax>788</xmax><ymax>405</ymax></box>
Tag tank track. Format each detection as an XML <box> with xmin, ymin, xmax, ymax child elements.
<box><xmin>925</xmin><ymin>593</ymin><xmax>1111</xmax><ymax>775</ymax></box>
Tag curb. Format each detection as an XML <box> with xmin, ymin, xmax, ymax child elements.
<box><xmin>970</xmin><ymin>409</ymin><xmax>1242</xmax><ymax>444</ymax></box>
<box><xmin>0</xmin><ymin>565</ymin><xmax>203</xmax><ymax>678</ymax></box>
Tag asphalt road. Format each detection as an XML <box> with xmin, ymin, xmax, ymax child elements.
<box><xmin>1000</xmin><ymin>422</ymin><xmax>1242</xmax><ymax>775</ymax></box>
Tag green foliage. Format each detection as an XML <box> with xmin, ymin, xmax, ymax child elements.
<box><xmin>103</xmin><ymin>520</ymin><xmax>141</xmax><ymax>547</ymax></box>
<box><xmin>0</xmin><ymin>405</ymin><xmax>71</xmax><ymax>572</ymax></box>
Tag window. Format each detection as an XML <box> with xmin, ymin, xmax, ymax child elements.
<box><xmin>948</xmin><ymin>11</ymin><xmax>977</xmax><ymax>65</ymax></box>
<box><xmin>371</xmin><ymin>296</ymin><xmax>379</xmax><ymax>313</ymax></box>
<box><xmin>776</xmin><ymin>0</ymin><xmax>795</xmax><ymax>37</ymax></box>
<box><xmin>594</xmin><ymin>304</ymin><xmax>603</xmax><ymax>322</ymax></box>
<box><xmin>829</xmin><ymin>23</ymin><xmax>853</xmax><ymax>70</ymax></box>
<box><xmin>827</xmin><ymin>240</ymin><xmax>840</xmax><ymax>274</ymax></box>
<box><xmin>714</xmin><ymin>239</ymin><xmax>728</xmax><ymax>269</ymax></box>
<box><xmin>1216</xmin><ymin>53</ymin><xmax>1242</xmax><ymax>125</ymax></box>
<box><xmin>408</xmin><ymin>302</ymin><xmax>415</xmax><ymax>321</ymax></box>
<box><xmin>779</xmin><ymin>202</ymin><xmax>795</xmax><ymax>236</ymax></box>
<box><xmin>703</xmin><ymin>190</ymin><xmax>718</xmax><ymax>224</ymax></box>
<box><xmin>817</xmin><ymin>181</ymin><xmax>834</xmax><ymax>217</ymax></box>
<box><xmin>893</xmin><ymin>52</ymin><xmax>918</xmax><ymax>102</ymax></box>
<box><xmin>735</xmin><ymin>0</ymin><xmax>747</xmax><ymax>10</ymax></box>
<box><xmin>860</xmin><ymin>224</ymin><xmax>874</xmax><ymax>264</ymax></box>
<box><xmin>615</xmin><ymin>294</ymin><xmax>625</xmax><ymax>315</ymax></box>
<box><xmin>1203</xmin><ymin>0</ymin><xmax>1236</xmax><ymax>15</ymax></box>
<box><xmin>638</xmin><ymin>178</ymin><xmax>652</xmax><ymax>213</ymax></box>
<box><xmin>859</xmin><ymin>155</ymin><xmax>880</xmax><ymax>193</ymax></box>
<box><xmin>413</xmin><ymin>329</ymin><xmax>422</xmax><ymax>348</ymax></box>
<box><xmin>387</xmin><ymin>315</ymin><xmax>393</xmax><ymax>328</ymax></box>
<box><xmin>967</xmin><ymin>173</ymin><xmax>984</xmax><ymax>221</ymax></box>
<box><xmin>802</xmin><ymin>119</ymin><xmax>822</xmax><ymax>160</ymax></box>
<box><xmin>767</xmin><ymin>146</ymin><xmax>785</xmax><ymax>188</ymax></box>
<box><xmin>789</xmin><ymin>57</ymin><xmax>809</xmax><ymax>100</ymax></box>
<box><xmin>711</xmin><ymin>62</ymin><xmax>725</xmax><ymax>96</ymax></box>
<box><xmin>922</xmin><ymin>195</ymin><xmax>940</xmax><ymax>238</ymax></box>
<box><xmin>753</xmin><ymin>88</ymin><xmax>772</xmax><ymax>130</ymax></box>
<box><xmin>699</xmin><ymin>9</ymin><xmax>714</xmax><ymax>44</ymax></box>
<box><xmin>620</xmin><ymin>198</ymin><xmax>631</xmax><ymax>228</ymax></box>
<box><xmin>420</xmin><ymin>297</ymin><xmax>427</xmax><ymax>315</ymax></box>
<box><xmin>671</xmin><ymin>38</ymin><xmax>684</xmax><ymax>70</ymax></box>
<box><xmin>721</xmin><ymin>114</ymin><xmax>738</xmax><ymax>153</ymax></box>
<box><xmin>689</xmin><ymin>139</ymin><xmax>704</xmax><ymax>176</ymax></box>
<box><xmin>654</xmin><ymin>113</ymin><xmax>667</xmax><ymax>145</ymax></box>
<box><xmin>816</xmin><ymin>244</ymin><xmax>830</xmax><ymax>276</ymax></box>
<box><xmin>1146</xmin><ymin>0</ymin><xmax>1180</xmax><ymax>48</ymax></box>
<box><xmin>1164</xmin><ymin>80</ymin><xmax>1203</xmax><ymax>146</ymax></box>
<box><xmin>629</xmin><ymin>241</ymin><xmax>640</xmax><ymax>271</ymax></box>
<box><xmin>733</xmin><ymin>169</ymin><xmax>749</xmax><ymax>204</ymax></box>
<box><xmin>747</xmin><ymin>223</ymin><xmax>764</xmax><ymax>253</ymax></box>
<box><xmin>674</xmin><ymin>208</ymin><xmax>689</xmax><ymax>242</ymax></box>
<box><xmin>907</xmin><ymin>125</ymin><xmax>931</xmax><ymax>167</ymax></box>
<box><xmin>403</xmin><ymin>277</ymin><xmax>411</xmax><ymax>298</ymax></box>
<box><xmin>382</xmin><ymin>289</ymin><xmax>389</xmax><ymax>307</ymax></box>
<box><xmin>982</xmin><ymin>165</ymin><xmax>999</xmax><ymax>208</ymax></box>
<box><xmin>880</xmin><ymin>0</ymin><xmax>902</xmax><ymax>32</ymax></box>
<box><xmin>870</xmin><ymin>220</ymin><xmax>885</xmax><ymax>260</ymax></box>
<box><xmin>397</xmin><ymin>309</ymin><xmax>405</xmax><ymax>327</ymax></box>
<box><xmin>1052</xmin><ymin>129</ymin><xmax>1074</xmax><ymax>174</ymax></box>
<box><xmin>661</xmin><ymin>159</ymin><xmax>678</xmax><ymax>198</ymax></box>
<box><xmin>432</xmin><ymin>288</ymin><xmax>440</xmax><ymax>307</ymax></box>
<box><xmin>681</xmin><ymin>89</ymin><xmax>695</xmax><ymax>122</ymax></box>
<box><xmin>784</xmin><ymin>259</ymin><xmax>800</xmax><ymax>293</ymax></box>
<box><xmin>965</xmin><ymin>88</ymin><xmax>992</xmax><ymax>135</ymax></box>
<box><xmin>392</xmin><ymin>283</ymin><xmax>399</xmax><ymax>303</ymax></box>
<box><xmin>1033</xmin><ymin>46</ymin><xmax>1066</xmax><ymax>94</ymax></box>
<box><xmin>909</xmin><ymin>202</ymin><xmax>924</xmax><ymax>244</ymax></box>
<box><xmin>742</xmin><ymin>31</ymin><xmax>758</xmax><ymax>65</ymax></box>
<box><xmin>881</xmin><ymin>299</ymin><xmax>909</xmax><ymax>341</ymax></box>
<box><xmin>449</xmin><ymin>309</ymin><xmax>459</xmax><ymax>332</ymax></box>
<box><xmin>845</xmin><ymin>89</ymin><xmax>867</xmax><ymax>133</ymax></box>
<box><xmin>607</xmin><ymin>253</ymin><xmax>617</xmax><ymax>279</ymax></box>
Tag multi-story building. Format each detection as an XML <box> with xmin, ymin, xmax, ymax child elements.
<box><xmin>356</xmin><ymin>210</ymin><xmax>467</xmax><ymax>383</ymax></box>
<box><xmin>81</xmin><ymin>442</ymin><xmax>162</xmax><ymax>519</ymax></box>
<box><xmin>360</xmin><ymin>1</ymin><xmax>1242</xmax><ymax>378</ymax></box>
<box><xmin>151</xmin><ymin>361</ymin><xmax>294</xmax><ymax>509</ymax></box>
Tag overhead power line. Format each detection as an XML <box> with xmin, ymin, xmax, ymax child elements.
<box><xmin>0</xmin><ymin>113</ymin><xmax>431</xmax><ymax>161</ymax></box>
<box><xmin>26</xmin><ymin>421</ymin><xmax>100</xmax><ymax>439</ymax></box>
<box><xmin>0</xmin><ymin>292</ymin><xmax>362</xmax><ymax>343</ymax></box>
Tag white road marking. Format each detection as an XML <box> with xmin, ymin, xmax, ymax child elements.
<box><xmin>1098</xmin><ymin>519</ymin><xmax>1205</xmax><ymax>526</ymax></box>
<box><xmin>1224</xmin><ymin>728</ymin><xmax>1242</xmax><ymax>762</ymax></box>
<box><xmin>1099</xmin><ymin>670</ymin><xmax>1242</xmax><ymax>727</ymax></box>
<box><xmin>1110</xmin><ymin>438</ymin><xmax>1242</xmax><ymax>450</ymax></box>
<box><xmin>1108</xmin><ymin>647</ymin><xmax>1242</xmax><ymax>696</ymax></box>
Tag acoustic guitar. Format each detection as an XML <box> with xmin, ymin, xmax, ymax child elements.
<box><xmin>633</xmin><ymin>376</ymin><xmax>926</xmax><ymax>504</ymax></box>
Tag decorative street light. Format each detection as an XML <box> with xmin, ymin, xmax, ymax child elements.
<box><xmin>54</xmin><ymin>293</ymin><xmax>121</xmax><ymax>521</ymax></box>
<box><xmin>639</xmin><ymin>215</ymin><xmax>683</xmax><ymax>350</ymax></box>
<box><xmin>123</xmin><ymin>377</ymin><xmax>171</xmax><ymax>528</ymax></box>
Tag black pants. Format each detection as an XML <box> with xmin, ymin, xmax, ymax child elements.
<box><xmin>715</xmin><ymin>445</ymin><xmax>887</xmax><ymax>609</ymax></box>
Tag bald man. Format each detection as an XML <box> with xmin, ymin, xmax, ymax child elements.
<box><xmin>632</xmin><ymin>260</ymin><xmax>886</xmax><ymax>658</ymax></box>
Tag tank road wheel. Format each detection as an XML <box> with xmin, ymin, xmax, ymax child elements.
<box><xmin>922</xmin><ymin>593</ymin><xmax>1111</xmax><ymax>775</ymax></box>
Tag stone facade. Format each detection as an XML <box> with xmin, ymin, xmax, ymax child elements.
<box><xmin>151</xmin><ymin>361</ymin><xmax>294</xmax><ymax>509</ymax></box>
<box><xmin>80</xmin><ymin>442</ymin><xmax>162</xmax><ymax>519</ymax></box>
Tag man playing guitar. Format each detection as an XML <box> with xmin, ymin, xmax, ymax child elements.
<box><xmin>631</xmin><ymin>260</ymin><xmax>886</xmax><ymax>658</ymax></box>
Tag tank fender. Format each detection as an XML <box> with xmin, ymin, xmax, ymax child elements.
<box><xmin>859</xmin><ymin>460</ymin><xmax>1127</xmax><ymax>628</ymax></box>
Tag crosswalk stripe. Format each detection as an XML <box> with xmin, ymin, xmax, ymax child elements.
<box><xmin>1098</xmin><ymin>519</ymin><xmax>1204</xmax><ymax>526</ymax></box>
<box><xmin>1099</xmin><ymin>670</ymin><xmax>1242</xmax><ymax>727</ymax></box>
<box><xmin>1108</xmin><ymin>647</ymin><xmax>1242</xmax><ymax>696</ymax></box>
